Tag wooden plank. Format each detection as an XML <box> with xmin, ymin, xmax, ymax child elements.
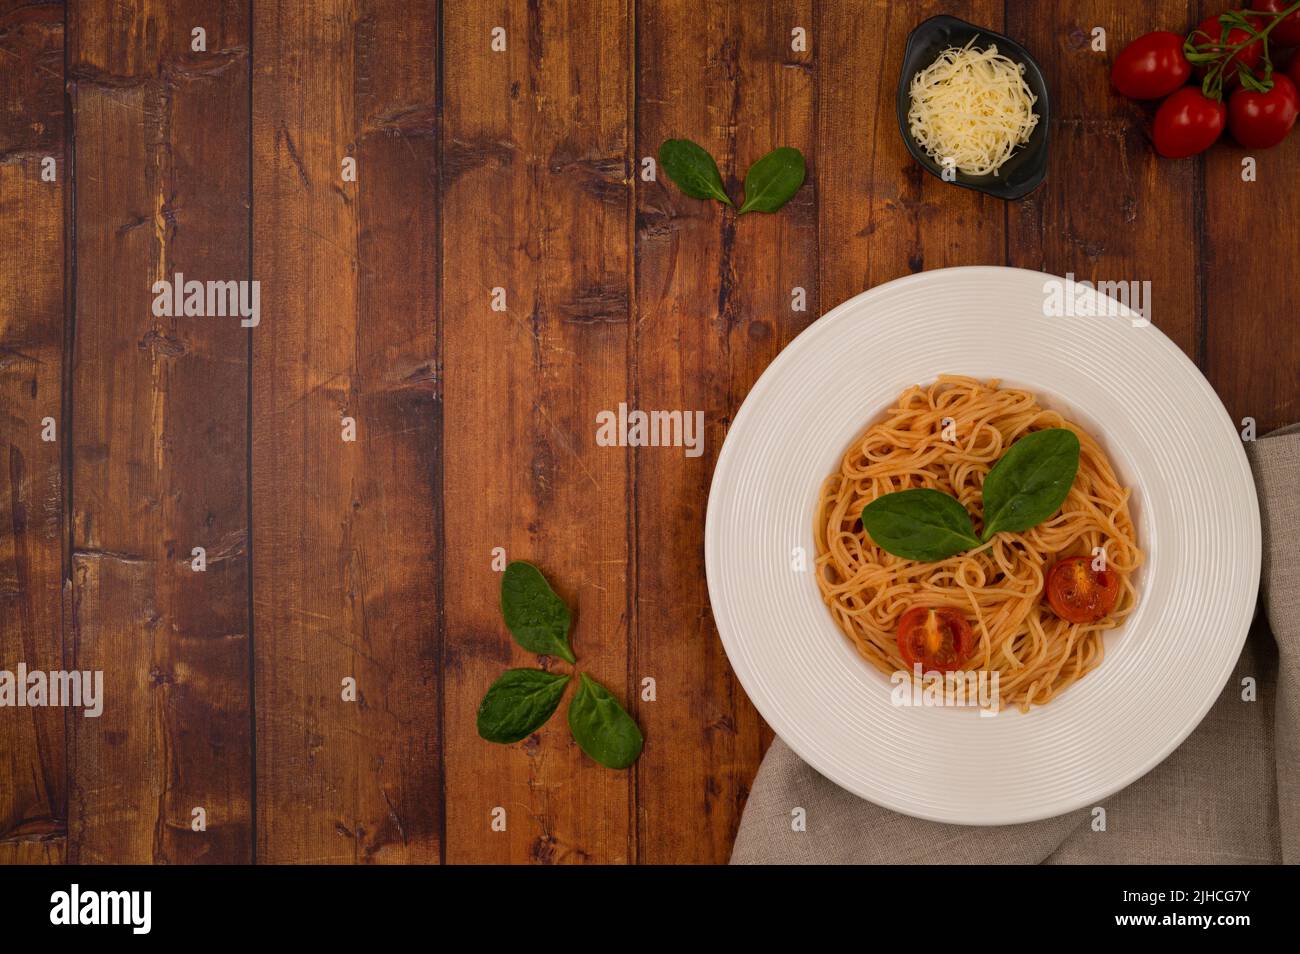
<box><xmin>0</xmin><ymin>0</ymin><xmax>67</xmax><ymax>866</ymax></box>
<box><xmin>1201</xmin><ymin>50</ymin><xmax>1300</xmax><ymax>429</ymax></box>
<box><xmin>633</xmin><ymin>0</ymin><xmax>816</xmax><ymax>863</ymax></box>
<box><xmin>252</xmin><ymin>0</ymin><xmax>441</xmax><ymax>863</ymax></box>
<box><xmin>66</xmin><ymin>0</ymin><xmax>251</xmax><ymax>863</ymax></box>
<box><xmin>441</xmin><ymin>0</ymin><xmax>634</xmax><ymax>863</ymax></box>
<box><xmin>1005</xmin><ymin>1</ymin><xmax>1199</xmax><ymax>358</ymax></box>
<box><xmin>818</xmin><ymin>0</ymin><xmax>1005</xmax><ymax>308</ymax></box>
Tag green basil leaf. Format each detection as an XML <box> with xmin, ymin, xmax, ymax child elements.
<box><xmin>658</xmin><ymin>138</ymin><xmax>733</xmax><ymax>207</ymax></box>
<box><xmin>980</xmin><ymin>428</ymin><xmax>1081</xmax><ymax>541</ymax></box>
<box><xmin>567</xmin><ymin>673</ymin><xmax>643</xmax><ymax>769</ymax></box>
<box><xmin>860</xmin><ymin>488</ymin><xmax>981</xmax><ymax>562</ymax></box>
<box><xmin>476</xmin><ymin>669</ymin><xmax>571</xmax><ymax>744</ymax></box>
<box><xmin>501</xmin><ymin>561</ymin><xmax>575</xmax><ymax>663</ymax></box>
<box><xmin>737</xmin><ymin>146</ymin><xmax>806</xmax><ymax>214</ymax></box>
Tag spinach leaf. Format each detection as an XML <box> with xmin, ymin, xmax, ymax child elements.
<box><xmin>501</xmin><ymin>561</ymin><xmax>576</xmax><ymax>663</ymax></box>
<box><xmin>476</xmin><ymin>669</ymin><xmax>571</xmax><ymax>744</ymax></box>
<box><xmin>567</xmin><ymin>673</ymin><xmax>643</xmax><ymax>770</ymax></box>
<box><xmin>980</xmin><ymin>428</ymin><xmax>1081</xmax><ymax>541</ymax></box>
<box><xmin>659</xmin><ymin>138</ymin><xmax>733</xmax><ymax>207</ymax></box>
<box><xmin>860</xmin><ymin>487</ymin><xmax>981</xmax><ymax>562</ymax></box>
<box><xmin>738</xmin><ymin>147</ymin><xmax>806</xmax><ymax>214</ymax></box>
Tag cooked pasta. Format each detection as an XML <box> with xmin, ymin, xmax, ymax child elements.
<box><xmin>814</xmin><ymin>376</ymin><xmax>1141</xmax><ymax>712</ymax></box>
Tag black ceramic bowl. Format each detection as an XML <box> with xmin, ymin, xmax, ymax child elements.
<box><xmin>896</xmin><ymin>15</ymin><xmax>1050</xmax><ymax>200</ymax></box>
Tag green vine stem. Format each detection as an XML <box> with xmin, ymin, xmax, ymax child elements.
<box><xmin>1184</xmin><ymin>0</ymin><xmax>1300</xmax><ymax>100</ymax></box>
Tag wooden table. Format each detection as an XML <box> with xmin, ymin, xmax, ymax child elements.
<box><xmin>1</xmin><ymin>0</ymin><xmax>1296</xmax><ymax>865</ymax></box>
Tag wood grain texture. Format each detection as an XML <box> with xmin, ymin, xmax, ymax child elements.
<box><xmin>1199</xmin><ymin>0</ymin><xmax>1300</xmax><ymax>433</ymax></box>
<box><xmin>441</xmin><ymin>0</ymin><xmax>634</xmax><ymax>864</ymax></box>
<box><xmin>2</xmin><ymin>0</ymin><xmax>1300</xmax><ymax>867</ymax></box>
<box><xmin>634</xmin><ymin>0</ymin><xmax>815</xmax><ymax>865</ymax></box>
<box><xmin>1203</xmin><ymin>154</ymin><xmax>1300</xmax><ymax>433</ymax></box>
<box><xmin>817</xmin><ymin>0</ymin><xmax>1006</xmax><ymax>308</ymax></box>
<box><xmin>0</xmin><ymin>0</ymin><xmax>66</xmax><ymax>866</ymax></box>
<box><xmin>1006</xmin><ymin>1</ymin><xmax>1200</xmax><ymax>358</ymax></box>
<box><xmin>66</xmin><ymin>0</ymin><xmax>251</xmax><ymax>864</ymax></box>
<box><xmin>251</xmin><ymin>0</ymin><xmax>441</xmax><ymax>864</ymax></box>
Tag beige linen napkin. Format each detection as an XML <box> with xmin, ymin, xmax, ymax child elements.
<box><xmin>732</xmin><ymin>424</ymin><xmax>1299</xmax><ymax>865</ymax></box>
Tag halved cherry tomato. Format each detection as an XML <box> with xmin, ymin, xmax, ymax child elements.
<box><xmin>1111</xmin><ymin>31</ymin><xmax>1194</xmax><ymax>99</ymax></box>
<box><xmin>1251</xmin><ymin>0</ymin><xmax>1300</xmax><ymax>49</ymax></box>
<box><xmin>1229</xmin><ymin>74</ymin><xmax>1299</xmax><ymax>147</ymax></box>
<box><xmin>896</xmin><ymin>606</ymin><xmax>975</xmax><ymax>672</ymax></box>
<box><xmin>1154</xmin><ymin>87</ymin><xmax>1228</xmax><ymax>157</ymax></box>
<box><xmin>1046</xmin><ymin>557</ymin><xmax>1121</xmax><ymax>624</ymax></box>
<box><xmin>1190</xmin><ymin>15</ymin><xmax>1264</xmax><ymax>85</ymax></box>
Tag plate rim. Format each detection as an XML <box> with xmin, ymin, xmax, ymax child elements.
<box><xmin>704</xmin><ymin>265</ymin><xmax>1262</xmax><ymax>825</ymax></box>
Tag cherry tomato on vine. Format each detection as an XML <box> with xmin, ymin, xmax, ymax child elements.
<box><xmin>1111</xmin><ymin>31</ymin><xmax>1194</xmax><ymax>99</ymax></box>
<box><xmin>1250</xmin><ymin>0</ymin><xmax>1300</xmax><ymax>49</ymax></box>
<box><xmin>1229</xmin><ymin>74</ymin><xmax>1300</xmax><ymax>146</ymax></box>
<box><xmin>1191</xmin><ymin>15</ymin><xmax>1264</xmax><ymax>84</ymax></box>
<box><xmin>1154</xmin><ymin>87</ymin><xmax>1228</xmax><ymax>157</ymax></box>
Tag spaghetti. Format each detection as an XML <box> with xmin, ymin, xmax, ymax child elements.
<box><xmin>814</xmin><ymin>376</ymin><xmax>1142</xmax><ymax>711</ymax></box>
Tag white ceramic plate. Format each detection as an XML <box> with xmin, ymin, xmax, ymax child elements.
<box><xmin>705</xmin><ymin>266</ymin><xmax>1260</xmax><ymax>825</ymax></box>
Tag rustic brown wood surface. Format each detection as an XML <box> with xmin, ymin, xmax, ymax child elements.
<box><xmin>1</xmin><ymin>0</ymin><xmax>1297</xmax><ymax>864</ymax></box>
<box><xmin>252</xmin><ymin>0</ymin><xmax>440</xmax><ymax>866</ymax></box>
<box><xmin>0</xmin><ymin>0</ymin><xmax>65</xmax><ymax>866</ymax></box>
<box><xmin>441</xmin><ymin>0</ymin><xmax>633</xmax><ymax>864</ymax></box>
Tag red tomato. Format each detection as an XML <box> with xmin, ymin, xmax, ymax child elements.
<box><xmin>1251</xmin><ymin>0</ymin><xmax>1300</xmax><ymax>48</ymax></box>
<box><xmin>1191</xmin><ymin>15</ymin><xmax>1264</xmax><ymax>84</ymax></box>
<box><xmin>1289</xmin><ymin>50</ymin><xmax>1300</xmax><ymax>87</ymax></box>
<box><xmin>896</xmin><ymin>606</ymin><xmax>975</xmax><ymax>672</ymax></box>
<box><xmin>1229</xmin><ymin>74</ymin><xmax>1300</xmax><ymax>146</ymax></box>
<box><xmin>1154</xmin><ymin>87</ymin><xmax>1228</xmax><ymax>157</ymax></box>
<box><xmin>1045</xmin><ymin>557</ymin><xmax>1121</xmax><ymax>624</ymax></box>
<box><xmin>1111</xmin><ymin>31</ymin><xmax>1194</xmax><ymax>99</ymax></box>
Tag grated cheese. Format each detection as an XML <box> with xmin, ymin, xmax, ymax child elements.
<box><xmin>907</xmin><ymin>38</ymin><xmax>1039</xmax><ymax>177</ymax></box>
